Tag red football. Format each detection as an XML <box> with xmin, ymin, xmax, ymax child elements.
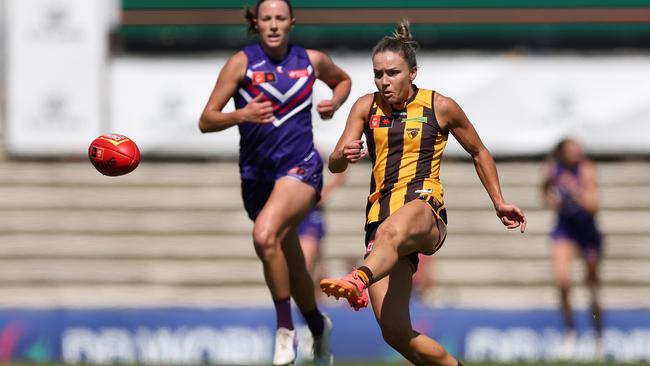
<box><xmin>88</xmin><ymin>134</ymin><xmax>140</xmax><ymax>176</ymax></box>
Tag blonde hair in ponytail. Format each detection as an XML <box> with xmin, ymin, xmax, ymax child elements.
<box><xmin>373</xmin><ymin>19</ymin><xmax>419</xmax><ymax>69</ymax></box>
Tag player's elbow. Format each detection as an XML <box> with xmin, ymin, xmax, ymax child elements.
<box><xmin>328</xmin><ymin>158</ymin><xmax>348</xmax><ymax>174</ymax></box>
<box><xmin>340</xmin><ymin>74</ymin><xmax>352</xmax><ymax>88</ymax></box>
<box><xmin>327</xmin><ymin>152</ymin><xmax>347</xmax><ymax>173</ymax></box>
<box><xmin>198</xmin><ymin>115</ymin><xmax>213</xmax><ymax>133</ymax></box>
<box><xmin>470</xmin><ymin>145</ymin><xmax>491</xmax><ymax>164</ymax></box>
<box><xmin>328</xmin><ymin>163</ymin><xmax>345</xmax><ymax>174</ymax></box>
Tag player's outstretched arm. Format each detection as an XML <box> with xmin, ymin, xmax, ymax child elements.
<box><xmin>199</xmin><ymin>51</ymin><xmax>274</xmax><ymax>133</ymax></box>
<box><xmin>307</xmin><ymin>50</ymin><xmax>352</xmax><ymax>120</ymax></box>
<box><xmin>436</xmin><ymin>93</ymin><xmax>527</xmax><ymax>233</ymax></box>
<box><xmin>328</xmin><ymin>94</ymin><xmax>373</xmax><ymax>173</ymax></box>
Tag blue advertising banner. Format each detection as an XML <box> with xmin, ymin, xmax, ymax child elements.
<box><xmin>1</xmin><ymin>306</ymin><xmax>649</xmax><ymax>364</ymax></box>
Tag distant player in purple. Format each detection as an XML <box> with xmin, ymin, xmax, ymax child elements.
<box><xmin>198</xmin><ymin>1</ymin><xmax>351</xmax><ymax>365</ymax></box>
<box><xmin>542</xmin><ymin>138</ymin><xmax>603</xmax><ymax>352</ymax></box>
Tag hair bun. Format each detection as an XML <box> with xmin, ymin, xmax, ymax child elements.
<box><xmin>372</xmin><ymin>18</ymin><xmax>419</xmax><ymax>69</ymax></box>
<box><xmin>394</xmin><ymin>19</ymin><xmax>412</xmax><ymax>42</ymax></box>
<box><xmin>390</xmin><ymin>19</ymin><xmax>419</xmax><ymax>52</ymax></box>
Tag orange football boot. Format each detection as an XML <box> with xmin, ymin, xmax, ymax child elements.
<box><xmin>320</xmin><ymin>270</ymin><xmax>369</xmax><ymax>311</ymax></box>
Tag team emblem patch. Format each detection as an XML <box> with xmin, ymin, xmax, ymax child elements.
<box><xmin>369</xmin><ymin>115</ymin><xmax>393</xmax><ymax>129</ymax></box>
<box><xmin>251</xmin><ymin>71</ymin><xmax>277</xmax><ymax>84</ymax></box>
<box><xmin>406</xmin><ymin>128</ymin><xmax>420</xmax><ymax>139</ymax></box>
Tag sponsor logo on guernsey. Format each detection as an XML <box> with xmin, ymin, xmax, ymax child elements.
<box><xmin>251</xmin><ymin>71</ymin><xmax>276</xmax><ymax>85</ymax></box>
<box><xmin>303</xmin><ymin>151</ymin><xmax>315</xmax><ymax>161</ymax></box>
<box><xmin>370</xmin><ymin>115</ymin><xmax>393</xmax><ymax>129</ymax></box>
<box><xmin>251</xmin><ymin>59</ymin><xmax>266</xmax><ymax>69</ymax></box>
<box><xmin>406</xmin><ymin>127</ymin><xmax>420</xmax><ymax>139</ymax></box>
<box><xmin>403</xmin><ymin>116</ymin><xmax>429</xmax><ymax>124</ymax></box>
<box><xmin>288</xmin><ymin>69</ymin><xmax>310</xmax><ymax>78</ymax></box>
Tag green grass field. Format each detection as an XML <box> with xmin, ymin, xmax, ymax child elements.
<box><xmin>8</xmin><ymin>363</ymin><xmax>636</xmax><ymax>366</ymax></box>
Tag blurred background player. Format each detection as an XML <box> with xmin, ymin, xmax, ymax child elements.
<box><xmin>298</xmin><ymin>171</ymin><xmax>346</xmax><ymax>300</ymax></box>
<box><xmin>542</xmin><ymin>138</ymin><xmax>604</xmax><ymax>355</ymax></box>
<box><xmin>320</xmin><ymin>20</ymin><xmax>526</xmax><ymax>366</ymax></box>
<box><xmin>411</xmin><ymin>254</ymin><xmax>436</xmax><ymax>301</ymax></box>
<box><xmin>198</xmin><ymin>0</ymin><xmax>351</xmax><ymax>364</ymax></box>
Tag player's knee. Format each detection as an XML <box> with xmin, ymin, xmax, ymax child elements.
<box><xmin>585</xmin><ymin>269</ymin><xmax>599</xmax><ymax>285</ymax></box>
<box><xmin>252</xmin><ymin>225</ymin><xmax>280</xmax><ymax>259</ymax></box>
<box><xmin>419</xmin><ymin>342</ymin><xmax>450</xmax><ymax>364</ymax></box>
<box><xmin>585</xmin><ymin>261</ymin><xmax>599</xmax><ymax>283</ymax></box>
<box><xmin>380</xmin><ymin>324</ymin><xmax>410</xmax><ymax>351</ymax></box>
<box><xmin>375</xmin><ymin>223</ymin><xmax>404</xmax><ymax>249</ymax></box>
<box><xmin>554</xmin><ymin>273</ymin><xmax>571</xmax><ymax>289</ymax></box>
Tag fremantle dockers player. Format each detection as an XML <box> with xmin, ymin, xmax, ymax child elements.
<box><xmin>199</xmin><ymin>1</ymin><xmax>351</xmax><ymax>365</ymax></box>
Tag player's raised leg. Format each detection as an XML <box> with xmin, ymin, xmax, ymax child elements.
<box><xmin>321</xmin><ymin>199</ymin><xmax>443</xmax><ymax>309</ymax></box>
<box><xmin>253</xmin><ymin>177</ymin><xmax>317</xmax><ymax>365</ymax></box>
<box><xmin>363</xmin><ymin>200</ymin><xmax>442</xmax><ymax>282</ymax></box>
<box><xmin>369</xmin><ymin>258</ymin><xmax>461</xmax><ymax>366</ymax></box>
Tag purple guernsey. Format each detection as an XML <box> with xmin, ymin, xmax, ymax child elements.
<box><xmin>234</xmin><ymin>43</ymin><xmax>317</xmax><ymax>181</ymax></box>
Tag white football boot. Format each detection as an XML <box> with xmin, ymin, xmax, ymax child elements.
<box><xmin>312</xmin><ymin>314</ymin><xmax>334</xmax><ymax>366</ymax></box>
<box><xmin>273</xmin><ymin>327</ymin><xmax>297</xmax><ymax>365</ymax></box>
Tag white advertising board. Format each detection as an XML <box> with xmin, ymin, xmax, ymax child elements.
<box><xmin>111</xmin><ymin>52</ymin><xmax>650</xmax><ymax>159</ymax></box>
<box><xmin>314</xmin><ymin>52</ymin><xmax>650</xmax><ymax>158</ymax></box>
<box><xmin>110</xmin><ymin>55</ymin><xmax>240</xmax><ymax>158</ymax></box>
<box><xmin>5</xmin><ymin>0</ymin><xmax>108</xmax><ymax>156</ymax></box>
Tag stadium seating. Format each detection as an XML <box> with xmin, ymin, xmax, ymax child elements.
<box><xmin>0</xmin><ymin>157</ymin><xmax>649</xmax><ymax>310</ymax></box>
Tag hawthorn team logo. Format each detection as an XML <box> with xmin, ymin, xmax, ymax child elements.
<box><xmin>406</xmin><ymin>127</ymin><xmax>420</xmax><ymax>139</ymax></box>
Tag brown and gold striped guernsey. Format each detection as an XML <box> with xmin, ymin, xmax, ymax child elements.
<box><xmin>363</xmin><ymin>86</ymin><xmax>448</xmax><ymax>225</ymax></box>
